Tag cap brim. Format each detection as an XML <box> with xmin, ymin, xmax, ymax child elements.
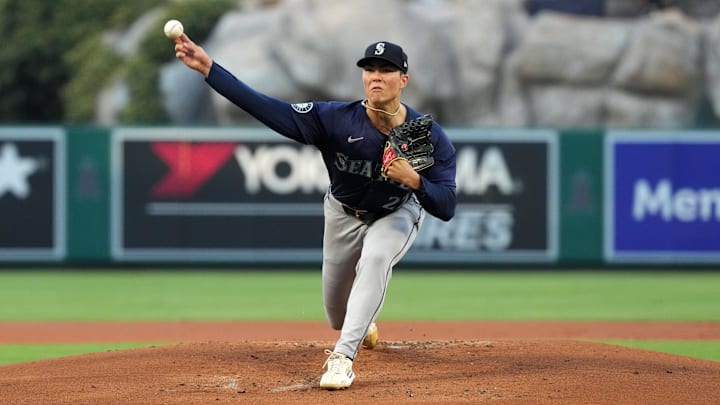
<box><xmin>356</xmin><ymin>57</ymin><xmax>406</xmax><ymax>72</ymax></box>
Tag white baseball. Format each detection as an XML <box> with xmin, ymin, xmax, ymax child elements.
<box><xmin>163</xmin><ymin>19</ymin><xmax>184</xmax><ymax>39</ymax></box>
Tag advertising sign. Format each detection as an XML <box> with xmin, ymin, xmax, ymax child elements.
<box><xmin>112</xmin><ymin>128</ymin><xmax>327</xmax><ymax>262</ymax></box>
<box><xmin>411</xmin><ymin>129</ymin><xmax>558</xmax><ymax>263</ymax></box>
<box><xmin>605</xmin><ymin>131</ymin><xmax>720</xmax><ymax>262</ymax></box>
<box><xmin>0</xmin><ymin>128</ymin><xmax>65</xmax><ymax>261</ymax></box>
<box><xmin>112</xmin><ymin>128</ymin><xmax>557</xmax><ymax>264</ymax></box>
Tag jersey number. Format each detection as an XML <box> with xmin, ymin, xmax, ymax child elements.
<box><xmin>382</xmin><ymin>196</ymin><xmax>404</xmax><ymax>211</ymax></box>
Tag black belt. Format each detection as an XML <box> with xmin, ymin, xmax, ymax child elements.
<box><xmin>341</xmin><ymin>204</ymin><xmax>387</xmax><ymax>225</ymax></box>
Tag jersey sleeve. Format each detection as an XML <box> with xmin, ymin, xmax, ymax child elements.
<box><xmin>413</xmin><ymin>124</ymin><xmax>457</xmax><ymax>221</ymax></box>
<box><xmin>204</xmin><ymin>62</ymin><xmax>326</xmax><ymax>144</ymax></box>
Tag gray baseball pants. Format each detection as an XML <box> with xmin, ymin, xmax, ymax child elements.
<box><xmin>322</xmin><ymin>191</ymin><xmax>424</xmax><ymax>359</ymax></box>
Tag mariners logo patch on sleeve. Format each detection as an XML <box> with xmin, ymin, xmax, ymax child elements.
<box><xmin>291</xmin><ymin>102</ymin><xmax>314</xmax><ymax>113</ymax></box>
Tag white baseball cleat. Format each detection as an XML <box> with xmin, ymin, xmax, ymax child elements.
<box><xmin>362</xmin><ymin>322</ymin><xmax>379</xmax><ymax>349</ymax></box>
<box><xmin>320</xmin><ymin>350</ymin><xmax>355</xmax><ymax>390</ymax></box>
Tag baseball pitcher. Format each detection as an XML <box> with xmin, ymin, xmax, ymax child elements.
<box><xmin>173</xmin><ymin>34</ymin><xmax>457</xmax><ymax>390</ymax></box>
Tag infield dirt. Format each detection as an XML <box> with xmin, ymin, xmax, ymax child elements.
<box><xmin>0</xmin><ymin>321</ymin><xmax>718</xmax><ymax>404</ymax></box>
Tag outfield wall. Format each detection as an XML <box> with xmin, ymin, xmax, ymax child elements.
<box><xmin>1</xmin><ymin>126</ymin><xmax>718</xmax><ymax>267</ymax></box>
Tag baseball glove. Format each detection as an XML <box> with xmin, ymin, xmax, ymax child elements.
<box><xmin>381</xmin><ymin>114</ymin><xmax>435</xmax><ymax>178</ymax></box>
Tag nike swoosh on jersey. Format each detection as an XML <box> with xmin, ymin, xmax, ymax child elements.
<box><xmin>347</xmin><ymin>136</ymin><xmax>365</xmax><ymax>143</ymax></box>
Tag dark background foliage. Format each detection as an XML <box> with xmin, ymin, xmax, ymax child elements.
<box><xmin>0</xmin><ymin>0</ymin><xmax>234</xmax><ymax>124</ymax></box>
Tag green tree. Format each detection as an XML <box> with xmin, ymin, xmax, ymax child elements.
<box><xmin>117</xmin><ymin>0</ymin><xmax>235</xmax><ymax>123</ymax></box>
<box><xmin>0</xmin><ymin>0</ymin><xmax>234</xmax><ymax>124</ymax></box>
<box><xmin>0</xmin><ymin>0</ymin><xmax>150</xmax><ymax>122</ymax></box>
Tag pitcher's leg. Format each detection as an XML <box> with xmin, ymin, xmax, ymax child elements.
<box><xmin>322</xmin><ymin>258</ymin><xmax>357</xmax><ymax>329</ymax></box>
<box><xmin>322</xmin><ymin>193</ymin><xmax>365</xmax><ymax>330</ymax></box>
<box><xmin>334</xmin><ymin>203</ymin><xmax>424</xmax><ymax>359</ymax></box>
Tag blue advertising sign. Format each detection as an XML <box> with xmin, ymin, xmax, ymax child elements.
<box><xmin>605</xmin><ymin>131</ymin><xmax>720</xmax><ymax>262</ymax></box>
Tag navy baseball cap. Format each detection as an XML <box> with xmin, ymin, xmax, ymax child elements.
<box><xmin>356</xmin><ymin>41</ymin><xmax>408</xmax><ymax>73</ymax></box>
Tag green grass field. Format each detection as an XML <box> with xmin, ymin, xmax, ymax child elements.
<box><xmin>0</xmin><ymin>269</ymin><xmax>718</xmax><ymax>365</ymax></box>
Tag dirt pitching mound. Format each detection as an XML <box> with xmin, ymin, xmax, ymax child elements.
<box><xmin>0</xmin><ymin>340</ymin><xmax>718</xmax><ymax>404</ymax></box>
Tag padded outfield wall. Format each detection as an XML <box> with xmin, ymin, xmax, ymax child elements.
<box><xmin>0</xmin><ymin>126</ymin><xmax>717</xmax><ymax>267</ymax></box>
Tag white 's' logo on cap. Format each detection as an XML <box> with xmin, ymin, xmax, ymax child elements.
<box><xmin>374</xmin><ymin>42</ymin><xmax>385</xmax><ymax>55</ymax></box>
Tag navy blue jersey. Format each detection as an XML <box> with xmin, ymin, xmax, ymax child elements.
<box><xmin>206</xmin><ymin>62</ymin><xmax>456</xmax><ymax>221</ymax></box>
